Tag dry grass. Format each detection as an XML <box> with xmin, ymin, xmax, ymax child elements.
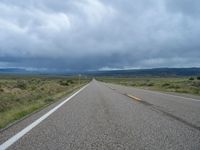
<box><xmin>97</xmin><ymin>76</ymin><xmax>200</xmax><ymax>95</ymax></box>
<box><xmin>0</xmin><ymin>75</ymin><xmax>90</xmax><ymax>129</ymax></box>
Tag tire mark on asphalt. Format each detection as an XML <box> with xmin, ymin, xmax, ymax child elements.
<box><xmin>130</xmin><ymin>98</ymin><xmax>200</xmax><ymax>131</ymax></box>
<box><xmin>104</xmin><ymin>84</ymin><xmax>200</xmax><ymax>131</ymax></box>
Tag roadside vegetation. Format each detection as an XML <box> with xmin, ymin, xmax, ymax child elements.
<box><xmin>97</xmin><ymin>76</ymin><xmax>200</xmax><ymax>96</ymax></box>
<box><xmin>0</xmin><ymin>75</ymin><xmax>90</xmax><ymax>129</ymax></box>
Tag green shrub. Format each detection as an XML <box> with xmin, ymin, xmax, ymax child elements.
<box><xmin>168</xmin><ymin>85</ymin><xmax>180</xmax><ymax>89</ymax></box>
<box><xmin>0</xmin><ymin>103</ymin><xmax>7</xmax><ymax>112</ymax></box>
<box><xmin>192</xmin><ymin>88</ymin><xmax>200</xmax><ymax>94</ymax></box>
<box><xmin>191</xmin><ymin>82</ymin><xmax>200</xmax><ymax>88</ymax></box>
<box><xmin>147</xmin><ymin>83</ymin><xmax>154</xmax><ymax>86</ymax></box>
<box><xmin>162</xmin><ymin>83</ymin><xmax>170</xmax><ymax>87</ymax></box>
<box><xmin>44</xmin><ymin>97</ymin><xmax>54</xmax><ymax>103</ymax></box>
<box><xmin>138</xmin><ymin>82</ymin><xmax>146</xmax><ymax>86</ymax></box>
<box><xmin>0</xmin><ymin>88</ymin><xmax>4</xmax><ymax>92</ymax></box>
<box><xmin>59</xmin><ymin>79</ymin><xmax>75</xmax><ymax>86</ymax></box>
<box><xmin>16</xmin><ymin>80</ymin><xmax>27</xmax><ymax>90</ymax></box>
<box><xmin>197</xmin><ymin>76</ymin><xmax>200</xmax><ymax>80</ymax></box>
<box><xmin>131</xmin><ymin>83</ymin><xmax>136</xmax><ymax>86</ymax></box>
<box><xmin>67</xmin><ymin>80</ymin><xmax>74</xmax><ymax>84</ymax></box>
<box><xmin>59</xmin><ymin>80</ymin><xmax>69</xmax><ymax>86</ymax></box>
<box><xmin>189</xmin><ymin>77</ymin><xmax>194</xmax><ymax>81</ymax></box>
<box><xmin>31</xmin><ymin>86</ymin><xmax>36</xmax><ymax>90</ymax></box>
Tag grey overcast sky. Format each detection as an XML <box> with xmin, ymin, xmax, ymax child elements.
<box><xmin>0</xmin><ymin>0</ymin><xmax>200</xmax><ymax>71</ymax></box>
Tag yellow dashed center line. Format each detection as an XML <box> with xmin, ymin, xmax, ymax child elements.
<box><xmin>126</xmin><ymin>94</ymin><xmax>142</xmax><ymax>101</ymax></box>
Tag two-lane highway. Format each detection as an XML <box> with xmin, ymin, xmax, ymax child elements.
<box><xmin>1</xmin><ymin>80</ymin><xmax>200</xmax><ymax>150</ymax></box>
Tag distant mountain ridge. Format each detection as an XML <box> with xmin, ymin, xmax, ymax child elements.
<box><xmin>90</xmin><ymin>68</ymin><xmax>200</xmax><ymax>76</ymax></box>
<box><xmin>0</xmin><ymin>68</ymin><xmax>27</xmax><ymax>73</ymax></box>
<box><xmin>0</xmin><ymin>67</ymin><xmax>200</xmax><ymax>76</ymax></box>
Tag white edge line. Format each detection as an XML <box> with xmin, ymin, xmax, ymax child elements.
<box><xmin>0</xmin><ymin>84</ymin><xmax>89</xmax><ymax>150</ymax></box>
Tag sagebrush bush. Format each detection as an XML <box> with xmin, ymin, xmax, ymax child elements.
<box><xmin>191</xmin><ymin>82</ymin><xmax>200</xmax><ymax>88</ymax></box>
<box><xmin>189</xmin><ymin>77</ymin><xmax>194</xmax><ymax>81</ymax></box>
<box><xmin>0</xmin><ymin>88</ymin><xmax>4</xmax><ymax>92</ymax></box>
<box><xmin>162</xmin><ymin>83</ymin><xmax>170</xmax><ymax>87</ymax></box>
<box><xmin>59</xmin><ymin>80</ymin><xmax>69</xmax><ymax>86</ymax></box>
<box><xmin>147</xmin><ymin>83</ymin><xmax>154</xmax><ymax>86</ymax></box>
<box><xmin>16</xmin><ymin>80</ymin><xmax>27</xmax><ymax>90</ymax></box>
<box><xmin>45</xmin><ymin>96</ymin><xmax>54</xmax><ymax>103</ymax></box>
<box><xmin>67</xmin><ymin>80</ymin><xmax>74</xmax><ymax>84</ymax></box>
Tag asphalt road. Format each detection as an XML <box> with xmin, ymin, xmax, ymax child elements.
<box><xmin>1</xmin><ymin>80</ymin><xmax>200</xmax><ymax>150</ymax></box>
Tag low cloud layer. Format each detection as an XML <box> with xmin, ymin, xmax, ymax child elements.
<box><xmin>0</xmin><ymin>0</ymin><xmax>200</xmax><ymax>71</ymax></box>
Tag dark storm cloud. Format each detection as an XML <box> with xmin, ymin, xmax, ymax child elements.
<box><xmin>0</xmin><ymin>0</ymin><xmax>200</xmax><ymax>71</ymax></box>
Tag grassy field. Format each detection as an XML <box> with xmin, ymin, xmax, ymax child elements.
<box><xmin>97</xmin><ymin>76</ymin><xmax>200</xmax><ymax>95</ymax></box>
<box><xmin>0</xmin><ymin>74</ymin><xmax>90</xmax><ymax>129</ymax></box>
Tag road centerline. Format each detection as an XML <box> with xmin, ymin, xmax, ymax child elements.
<box><xmin>126</xmin><ymin>94</ymin><xmax>142</xmax><ymax>101</ymax></box>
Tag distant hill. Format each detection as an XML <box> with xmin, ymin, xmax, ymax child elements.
<box><xmin>0</xmin><ymin>68</ymin><xmax>78</xmax><ymax>76</ymax></box>
<box><xmin>0</xmin><ymin>68</ymin><xmax>28</xmax><ymax>73</ymax></box>
<box><xmin>89</xmin><ymin>68</ymin><xmax>200</xmax><ymax>76</ymax></box>
<box><xmin>1</xmin><ymin>67</ymin><xmax>200</xmax><ymax>76</ymax></box>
